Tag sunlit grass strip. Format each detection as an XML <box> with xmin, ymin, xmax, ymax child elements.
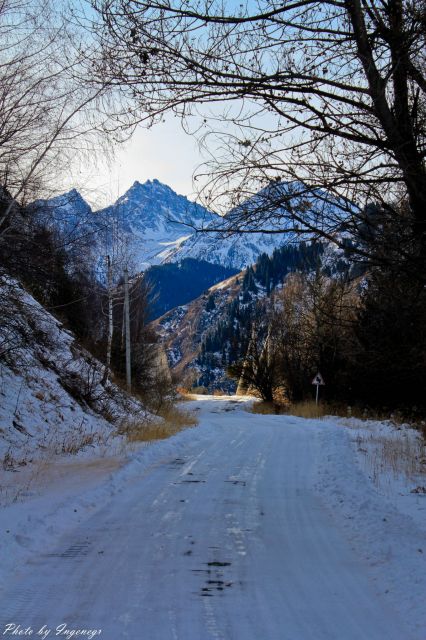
<box><xmin>250</xmin><ymin>401</ymin><xmax>285</xmax><ymax>415</ymax></box>
<box><xmin>250</xmin><ymin>399</ymin><xmax>329</xmax><ymax>418</ymax></box>
<box><xmin>284</xmin><ymin>401</ymin><xmax>330</xmax><ymax>419</ymax></box>
<box><xmin>120</xmin><ymin>406</ymin><xmax>198</xmax><ymax>443</ymax></box>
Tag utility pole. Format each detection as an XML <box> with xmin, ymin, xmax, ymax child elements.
<box><xmin>124</xmin><ymin>267</ymin><xmax>131</xmax><ymax>393</ymax></box>
<box><xmin>102</xmin><ymin>255</ymin><xmax>114</xmax><ymax>385</ymax></box>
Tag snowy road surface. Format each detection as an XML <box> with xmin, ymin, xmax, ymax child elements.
<box><xmin>1</xmin><ymin>397</ymin><xmax>422</xmax><ymax>640</ymax></box>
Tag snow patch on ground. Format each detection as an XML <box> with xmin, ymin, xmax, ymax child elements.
<box><xmin>315</xmin><ymin>416</ymin><xmax>426</xmax><ymax>637</ymax></box>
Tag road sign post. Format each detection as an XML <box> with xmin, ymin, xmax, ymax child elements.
<box><xmin>312</xmin><ymin>372</ymin><xmax>325</xmax><ymax>405</ymax></box>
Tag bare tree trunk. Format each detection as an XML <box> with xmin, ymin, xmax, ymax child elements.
<box><xmin>236</xmin><ymin>324</ymin><xmax>257</xmax><ymax>395</ymax></box>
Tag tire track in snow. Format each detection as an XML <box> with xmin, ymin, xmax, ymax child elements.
<box><xmin>0</xmin><ymin>398</ymin><xmax>419</xmax><ymax>640</ymax></box>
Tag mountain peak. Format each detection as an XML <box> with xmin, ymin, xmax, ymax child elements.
<box><xmin>121</xmin><ymin>178</ymin><xmax>180</xmax><ymax>203</ymax></box>
<box><xmin>62</xmin><ymin>189</ymin><xmax>89</xmax><ymax>208</ymax></box>
<box><xmin>129</xmin><ymin>177</ymin><xmax>168</xmax><ymax>190</ymax></box>
<box><xmin>31</xmin><ymin>189</ymin><xmax>91</xmax><ymax>217</ymax></box>
<box><xmin>94</xmin><ymin>178</ymin><xmax>219</xmax><ymax>267</ymax></box>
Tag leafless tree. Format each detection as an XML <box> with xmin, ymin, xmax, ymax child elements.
<box><xmin>93</xmin><ymin>0</ymin><xmax>426</xmax><ymax>265</ymax></box>
<box><xmin>267</xmin><ymin>269</ymin><xmax>358</xmax><ymax>402</ymax></box>
<box><xmin>0</xmin><ymin>0</ymin><xmax>131</xmax><ymax>235</ymax></box>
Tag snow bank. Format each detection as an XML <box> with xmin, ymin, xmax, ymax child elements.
<box><xmin>315</xmin><ymin>417</ymin><xmax>426</xmax><ymax>637</ymax></box>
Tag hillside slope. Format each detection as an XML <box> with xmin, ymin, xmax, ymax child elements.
<box><xmin>153</xmin><ymin>242</ymin><xmax>325</xmax><ymax>391</ymax></box>
<box><xmin>153</xmin><ymin>273</ymin><xmax>242</xmax><ymax>388</ymax></box>
<box><xmin>145</xmin><ymin>259</ymin><xmax>238</xmax><ymax>320</ymax></box>
<box><xmin>0</xmin><ymin>274</ymin><xmax>153</xmax><ymax>494</ymax></box>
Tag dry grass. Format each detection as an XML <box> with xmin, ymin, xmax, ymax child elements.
<box><xmin>251</xmin><ymin>401</ymin><xmax>286</xmax><ymax>415</ymax></box>
<box><xmin>59</xmin><ymin>433</ymin><xmax>96</xmax><ymax>455</ymax></box>
<box><xmin>120</xmin><ymin>404</ymin><xmax>198</xmax><ymax>443</ymax></box>
<box><xmin>354</xmin><ymin>428</ymin><xmax>426</xmax><ymax>486</ymax></box>
<box><xmin>176</xmin><ymin>390</ymin><xmax>197</xmax><ymax>401</ymax></box>
<box><xmin>250</xmin><ymin>398</ymin><xmax>426</xmax><ymax>426</ymax></box>
<box><xmin>286</xmin><ymin>401</ymin><xmax>384</xmax><ymax>421</ymax></box>
<box><xmin>285</xmin><ymin>400</ymin><xmax>330</xmax><ymax>419</ymax></box>
<box><xmin>250</xmin><ymin>399</ymin><xmax>329</xmax><ymax>418</ymax></box>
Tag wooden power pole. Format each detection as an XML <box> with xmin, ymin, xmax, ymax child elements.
<box><xmin>124</xmin><ymin>267</ymin><xmax>131</xmax><ymax>393</ymax></box>
<box><xmin>102</xmin><ymin>254</ymin><xmax>114</xmax><ymax>385</ymax></box>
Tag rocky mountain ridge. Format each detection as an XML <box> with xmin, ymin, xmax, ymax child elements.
<box><xmin>32</xmin><ymin>179</ymin><xmax>320</xmax><ymax>271</ymax></box>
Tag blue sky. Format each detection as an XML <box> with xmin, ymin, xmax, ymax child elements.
<box><xmin>79</xmin><ymin>114</ymin><xmax>204</xmax><ymax>208</ymax></box>
<box><xmin>73</xmin><ymin>0</ymin><xmax>272</xmax><ymax>209</ymax></box>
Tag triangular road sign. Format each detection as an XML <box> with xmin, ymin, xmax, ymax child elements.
<box><xmin>312</xmin><ymin>372</ymin><xmax>325</xmax><ymax>386</ymax></box>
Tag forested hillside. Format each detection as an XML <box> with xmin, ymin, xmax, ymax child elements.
<box><xmin>144</xmin><ymin>259</ymin><xmax>238</xmax><ymax>320</ymax></box>
<box><xmin>156</xmin><ymin>230</ymin><xmax>426</xmax><ymax>416</ymax></box>
<box><xmin>196</xmin><ymin>243</ymin><xmax>324</xmax><ymax>388</ymax></box>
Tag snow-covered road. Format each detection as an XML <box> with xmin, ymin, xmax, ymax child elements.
<box><xmin>1</xmin><ymin>397</ymin><xmax>422</xmax><ymax>640</ymax></box>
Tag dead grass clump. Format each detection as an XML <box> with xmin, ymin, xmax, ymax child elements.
<box><xmin>251</xmin><ymin>401</ymin><xmax>286</xmax><ymax>415</ymax></box>
<box><xmin>60</xmin><ymin>433</ymin><xmax>95</xmax><ymax>455</ymax></box>
<box><xmin>191</xmin><ymin>386</ymin><xmax>209</xmax><ymax>395</ymax></box>
<box><xmin>120</xmin><ymin>405</ymin><xmax>198</xmax><ymax>443</ymax></box>
<box><xmin>160</xmin><ymin>404</ymin><xmax>198</xmax><ymax>428</ymax></box>
<box><xmin>2</xmin><ymin>450</ymin><xmax>29</xmax><ymax>471</ymax></box>
<box><xmin>250</xmin><ymin>400</ymin><xmax>329</xmax><ymax>417</ymax></box>
<box><xmin>249</xmin><ymin>399</ymin><xmax>394</xmax><ymax>420</ymax></box>
<box><xmin>285</xmin><ymin>400</ymin><xmax>330</xmax><ymax>419</ymax></box>
<box><xmin>176</xmin><ymin>390</ymin><xmax>197</xmax><ymax>401</ymax></box>
<box><xmin>354</xmin><ymin>428</ymin><xmax>426</xmax><ymax>485</ymax></box>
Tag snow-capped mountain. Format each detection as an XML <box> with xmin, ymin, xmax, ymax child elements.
<box><xmin>31</xmin><ymin>188</ymin><xmax>95</xmax><ymax>238</ymax></box>
<box><xmin>30</xmin><ymin>180</ymin><xmax>220</xmax><ymax>270</ymax></box>
<box><xmin>166</xmin><ymin>181</ymin><xmax>348</xmax><ymax>269</ymax></box>
<box><xmin>31</xmin><ymin>179</ymin><xmax>349</xmax><ymax>272</ymax></box>
<box><xmin>96</xmin><ymin>179</ymin><xmax>220</xmax><ymax>268</ymax></box>
<box><xmin>166</xmin><ymin>224</ymin><xmax>289</xmax><ymax>270</ymax></box>
<box><xmin>28</xmin><ymin>189</ymin><xmax>104</xmax><ymax>273</ymax></box>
